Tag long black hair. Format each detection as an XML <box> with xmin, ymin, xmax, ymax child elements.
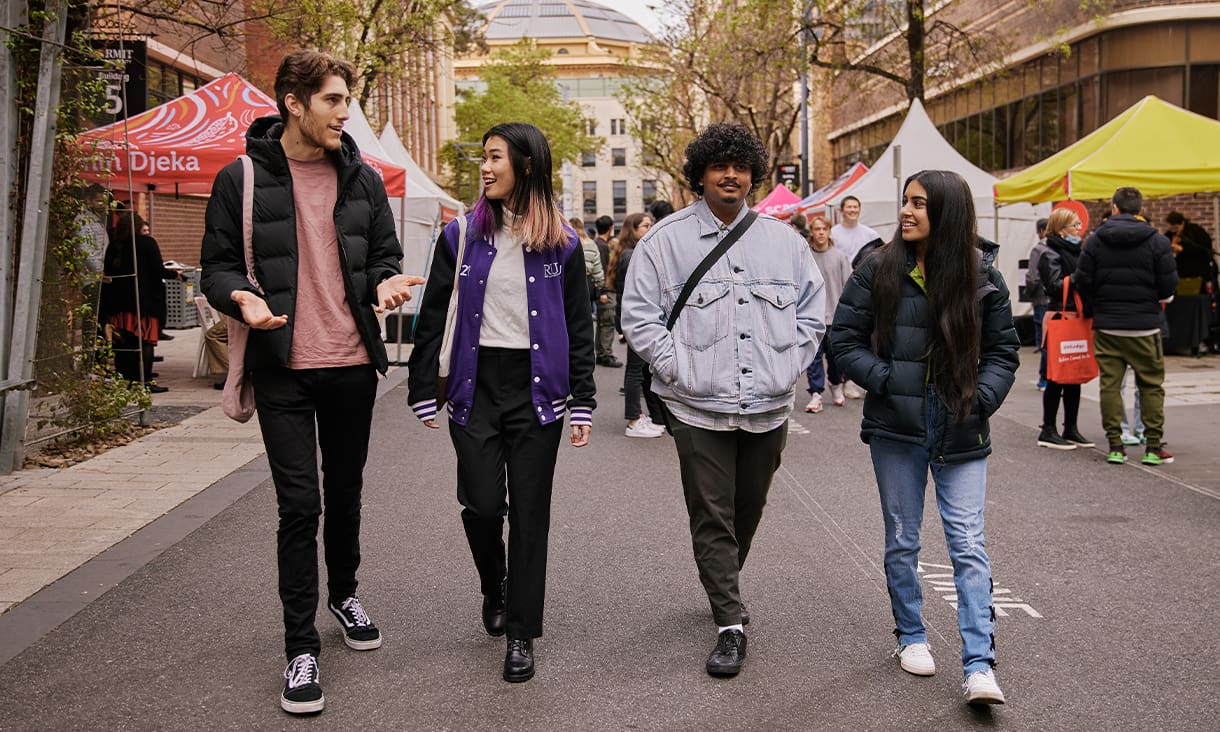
<box><xmin>871</xmin><ymin>170</ymin><xmax>981</xmax><ymax>422</ymax></box>
<box><xmin>471</xmin><ymin>122</ymin><xmax>567</xmax><ymax>249</ymax></box>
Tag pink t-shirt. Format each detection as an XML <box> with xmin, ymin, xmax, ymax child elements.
<box><xmin>286</xmin><ymin>157</ymin><xmax>369</xmax><ymax>369</ymax></box>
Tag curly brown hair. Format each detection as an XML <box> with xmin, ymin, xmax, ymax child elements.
<box><xmin>274</xmin><ymin>50</ymin><xmax>356</xmax><ymax>119</ymax></box>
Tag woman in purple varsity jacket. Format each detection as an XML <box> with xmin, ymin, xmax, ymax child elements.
<box><xmin>406</xmin><ymin>122</ymin><xmax>596</xmax><ymax>683</ymax></box>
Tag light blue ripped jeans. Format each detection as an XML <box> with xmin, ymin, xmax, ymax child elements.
<box><xmin>869</xmin><ymin>388</ymin><xmax>996</xmax><ymax>677</ymax></box>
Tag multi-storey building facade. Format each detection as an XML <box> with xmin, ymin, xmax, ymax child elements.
<box><xmin>456</xmin><ymin>0</ymin><xmax>662</xmax><ymax>227</ymax></box>
<box><xmin>825</xmin><ymin>1</ymin><xmax>1220</xmax><ymax>225</ymax></box>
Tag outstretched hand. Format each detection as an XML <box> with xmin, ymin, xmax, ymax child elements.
<box><xmin>232</xmin><ymin>290</ymin><xmax>288</xmax><ymax>330</ymax></box>
<box><xmin>375</xmin><ymin>274</ymin><xmax>426</xmax><ymax>313</ymax></box>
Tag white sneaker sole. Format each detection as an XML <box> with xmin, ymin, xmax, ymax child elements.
<box><xmin>1036</xmin><ymin>439</ymin><xmax>1076</xmax><ymax>450</ymax></box>
<box><xmin>965</xmin><ymin>690</ymin><xmax>1006</xmax><ymax>705</ymax></box>
<box><xmin>625</xmin><ymin>429</ymin><xmax>663</xmax><ymax>438</ymax></box>
<box><xmin>900</xmin><ymin>658</ymin><xmax>936</xmax><ymax>676</ymax></box>
<box><xmin>341</xmin><ymin>634</ymin><xmax>382</xmax><ymax>651</ymax></box>
<box><xmin>281</xmin><ymin>693</ymin><xmax>325</xmax><ymax>714</ymax></box>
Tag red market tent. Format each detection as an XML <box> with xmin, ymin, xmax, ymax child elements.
<box><xmin>752</xmin><ymin>184</ymin><xmax>802</xmax><ymax>217</ymax></box>
<box><xmin>80</xmin><ymin>73</ymin><xmax>406</xmax><ymax>197</ymax></box>
<box><xmin>782</xmin><ymin>162</ymin><xmax>870</xmax><ymax>220</ymax></box>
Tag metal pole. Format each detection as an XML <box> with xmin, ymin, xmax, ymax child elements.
<box><xmin>893</xmin><ymin>144</ymin><xmax>902</xmax><ymax>223</ymax></box>
<box><xmin>0</xmin><ymin>0</ymin><xmax>28</xmax><ymax>423</ymax></box>
<box><xmin>0</xmin><ymin>0</ymin><xmax>69</xmax><ymax>473</ymax></box>
<box><xmin>799</xmin><ymin>1</ymin><xmax>811</xmax><ymax>197</ymax></box>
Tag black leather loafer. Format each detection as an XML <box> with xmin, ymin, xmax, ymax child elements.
<box><xmin>482</xmin><ymin>578</ymin><xmax>506</xmax><ymax>636</ymax></box>
<box><xmin>706</xmin><ymin>629</ymin><xmax>747</xmax><ymax>677</ymax></box>
<box><xmin>503</xmin><ymin>637</ymin><xmax>534</xmax><ymax>682</ymax></box>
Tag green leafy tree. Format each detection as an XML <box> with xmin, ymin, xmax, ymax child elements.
<box><xmin>618</xmin><ymin>0</ymin><xmax>805</xmax><ymax>202</ymax></box>
<box><xmin>443</xmin><ymin>39</ymin><xmax>601</xmax><ymax>199</ymax></box>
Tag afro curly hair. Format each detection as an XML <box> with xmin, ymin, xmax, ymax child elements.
<box><xmin>682</xmin><ymin>123</ymin><xmax>769</xmax><ymax>196</ymax></box>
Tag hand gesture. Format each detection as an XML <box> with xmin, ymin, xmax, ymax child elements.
<box><xmin>375</xmin><ymin>274</ymin><xmax>426</xmax><ymax>313</ymax></box>
<box><xmin>232</xmin><ymin>290</ymin><xmax>288</xmax><ymax>330</ymax></box>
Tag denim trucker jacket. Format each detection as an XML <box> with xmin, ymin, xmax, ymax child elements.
<box><xmin>405</xmin><ymin>214</ymin><xmax>597</xmax><ymax>427</ymax></box>
<box><xmin>621</xmin><ymin>199</ymin><xmax>825</xmax><ymax>416</ymax></box>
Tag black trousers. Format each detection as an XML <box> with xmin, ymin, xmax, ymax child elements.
<box><xmin>671</xmin><ymin>419</ymin><xmax>787</xmax><ymax>626</ymax></box>
<box><xmin>449</xmin><ymin>348</ymin><xmax>563</xmax><ymax>640</ymax></box>
<box><xmin>624</xmin><ymin>346</ymin><xmax>667</xmax><ymax>423</ymax></box>
<box><xmin>252</xmin><ymin>364</ymin><xmax>378</xmax><ymax>660</ymax></box>
<box><xmin>1042</xmin><ymin>380</ymin><xmax>1081</xmax><ymax>430</ymax></box>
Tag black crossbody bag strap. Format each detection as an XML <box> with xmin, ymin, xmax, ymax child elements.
<box><xmin>666</xmin><ymin>210</ymin><xmax>758</xmax><ymax>330</ymax></box>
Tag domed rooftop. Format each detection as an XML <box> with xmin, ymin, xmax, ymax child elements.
<box><xmin>479</xmin><ymin>0</ymin><xmax>655</xmax><ymax>45</ymax></box>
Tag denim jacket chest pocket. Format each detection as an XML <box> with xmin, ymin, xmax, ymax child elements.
<box><xmin>749</xmin><ymin>283</ymin><xmax>798</xmax><ymax>351</ymax></box>
<box><xmin>675</xmin><ymin>282</ymin><xmax>733</xmax><ymax>351</ymax></box>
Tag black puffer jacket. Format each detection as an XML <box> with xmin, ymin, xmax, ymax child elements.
<box><xmin>1073</xmin><ymin>214</ymin><xmax>1176</xmax><ymax>331</ymax></box>
<box><xmin>1038</xmin><ymin>234</ymin><xmax>1083</xmax><ymax>313</ymax></box>
<box><xmin>200</xmin><ymin>117</ymin><xmax>402</xmax><ymax>372</ymax></box>
<box><xmin>829</xmin><ymin>248</ymin><xmax>1020</xmax><ymax>463</ymax></box>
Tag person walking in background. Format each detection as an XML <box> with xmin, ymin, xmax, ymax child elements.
<box><xmin>1025</xmin><ymin>218</ymin><xmax>1050</xmax><ymax>389</ymax></box>
<box><xmin>101</xmin><ymin>210</ymin><xmax>177</xmax><ymax>393</ymax></box>
<box><xmin>570</xmin><ymin>216</ymin><xmax>605</xmax><ymax>310</ymax></box>
<box><xmin>406</xmin><ymin>122</ymin><xmax>596</xmax><ymax>684</ymax></box>
<box><xmin>831</xmin><ymin>195</ymin><xmax>882</xmax><ymax>264</ymax></box>
<box><xmin>200</xmin><ymin>50</ymin><xmax>420</xmax><ymax>714</ymax></box>
<box><xmin>1074</xmin><ymin>187</ymin><xmax>1178</xmax><ymax>465</ymax></box>
<box><xmin>592</xmin><ymin>215</ymin><xmax>621</xmax><ymax>368</ymax></box>
<box><xmin>830</xmin><ymin>170</ymin><xmax>1019</xmax><ymax>706</ymax></box>
<box><xmin>622</xmin><ymin>123</ymin><xmax>824</xmax><ymax>678</ymax></box>
<box><xmin>1035</xmin><ymin>208</ymin><xmax>1093</xmax><ymax>450</ymax></box>
<box><xmin>609</xmin><ymin>212</ymin><xmax>666</xmax><ymax>437</ymax></box>
<box><xmin>805</xmin><ymin>215</ymin><xmax>851</xmax><ymax>412</ymax></box>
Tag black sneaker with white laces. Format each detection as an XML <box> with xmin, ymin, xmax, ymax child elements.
<box><xmin>281</xmin><ymin>653</ymin><xmax>324</xmax><ymax>714</ymax></box>
<box><xmin>327</xmin><ymin>595</ymin><xmax>382</xmax><ymax>650</ymax></box>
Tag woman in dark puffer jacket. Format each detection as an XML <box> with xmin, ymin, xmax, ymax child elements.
<box><xmin>1036</xmin><ymin>207</ymin><xmax>1092</xmax><ymax>449</ymax></box>
<box><xmin>830</xmin><ymin>170</ymin><xmax>1019</xmax><ymax>706</ymax></box>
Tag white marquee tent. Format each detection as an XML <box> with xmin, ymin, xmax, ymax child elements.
<box><xmin>833</xmin><ymin>99</ymin><xmax>1049</xmax><ymax>317</ymax></box>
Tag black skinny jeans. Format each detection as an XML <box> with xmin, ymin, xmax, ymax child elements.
<box><xmin>252</xmin><ymin>363</ymin><xmax>378</xmax><ymax>660</ymax></box>
<box><xmin>1042</xmin><ymin>380</ymin><xmax>1081</xmax><ymax>431</ymax></box>
<box><xmin>624</xmin><ymin>346</ymin><xmax>667</xmax><ymax>423</ymax></box>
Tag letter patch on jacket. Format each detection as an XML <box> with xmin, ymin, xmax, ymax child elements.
<box><xmin>544</xmin><ymin>262</ymin><xmax>563</xmax><ymax>278</ymax></box>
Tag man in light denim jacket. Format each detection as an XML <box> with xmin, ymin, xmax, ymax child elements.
<box><xmin>621</xmin><ymin>123</ymin><xmax>824</xmax><ymax>678</ymax></box>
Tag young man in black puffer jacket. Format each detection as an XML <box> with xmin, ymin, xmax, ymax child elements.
<box><xmin>1073</xmin><ymin>187</ymin><xmax>1178</xmax><ymax>466</ymax></box>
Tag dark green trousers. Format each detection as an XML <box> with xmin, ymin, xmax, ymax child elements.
<box><xmin>671</xmin><ymin>419</ymin><xmax>787</xmax><ymax>626</ymax></box>
<box><xmin>1095</xmin><ymin>330</ymin><xmax>1166</xmax><ymax>449</ymax></box>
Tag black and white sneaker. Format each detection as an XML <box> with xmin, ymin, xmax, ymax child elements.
<box><xmin>328</xmin><ymin>595</ymin><xmax>382</xmax><ymax>650</ymax></box>
<box><xmin>281</xmin><ymin>653</ymin><xmax>324</xmax><ymax>714</ymax></box>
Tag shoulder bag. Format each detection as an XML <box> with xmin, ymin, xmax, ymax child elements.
<box><xmin>221</xmin><ymin>155</ymin><xmax>260</xmax><ymax>423</ymax></box>
<box><xmin>1043</xmin><ymin>275</ymin><xmax>1098</xmax><ymax>385</ymax></box>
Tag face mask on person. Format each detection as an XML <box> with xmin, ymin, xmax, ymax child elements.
<box><xmin>1064</xmin><ymin>234</ymin><xmax>1081</xmax><ymax>244</ymax></box>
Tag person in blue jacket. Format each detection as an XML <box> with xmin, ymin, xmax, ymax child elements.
<box><xmin>406</xmin><ymin>122</ymin><xmax>596</xmax><ymax>683</ymax></box>
<box><xmin>830</xmin><ymin>170</ymin><xmax>1019</xmax><ymax>706</ymax></box>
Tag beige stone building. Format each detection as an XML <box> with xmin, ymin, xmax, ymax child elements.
<box><xmin>456</xmin><ymin>0</ymin><xmax>663</xmax><ymax>228</ymax></box>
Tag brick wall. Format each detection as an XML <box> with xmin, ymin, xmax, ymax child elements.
<box><xmin>1083</xmin><ymin>193</ymin><xmax>1220</xmax><ymax>242</ymax></box>
<box><xmin>149</xmin><ymin>195</ymin><xmax>209</xmax><ymax>267</ymax></box>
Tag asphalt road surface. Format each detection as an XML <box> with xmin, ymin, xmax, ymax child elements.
<box><xmin>1</xmin><ymin>359</ymin><xmax>1217</xmax><ymax>731</ymax></box>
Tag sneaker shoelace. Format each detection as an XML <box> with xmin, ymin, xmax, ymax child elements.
<box><xmin>342</xmin><ymin>597</ymin><xmax>372</xmax><ymax>627</ymax></box>
<box><xmin>285</xmin><ymin>655</ymin><xmax>318</xmax><ymax>688</ymax></box>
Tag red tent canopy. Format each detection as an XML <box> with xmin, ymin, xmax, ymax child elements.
<box><xmin>785</xmin><ymin>162</ymin><xmax>870</xmax><ymax>219</ymax></box>
<box><xmin>79</xmin><ymin>73</ymin><xmax>406</xmax><ymax>197</ymax></box>
<box><xmin>751</xmin><ymin>184</ymin><xmax>802</xmax><ymax>216</ymax></box>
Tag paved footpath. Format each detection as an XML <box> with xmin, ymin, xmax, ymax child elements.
<box><xmin>0</xmin><ymin>336</ymin><xmax>1217</xmax><ymax>730</ymax></box>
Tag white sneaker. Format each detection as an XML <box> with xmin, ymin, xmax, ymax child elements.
<box><xmin>625</xmin><ymin>420</ymin><xmax>664</xmax><ymax>438</ymax></box>
<box><xmin>963</xmin><ymin>669</ymin><xmax>1006</xmax><ymax>705</ymax></box>
<box><xmin>805</xmin><ymin>393</ymin><xmax>823</xmax><ymax>413</ymax></box>
<box><xmin>844</xmin><ymin>381</ymin><xmax>864</xmax><ymax>399</ymax></box>
<box><xmin>893</xmin><ymin>642</ymin><xmax>935</xmax><ymax>676</ymax></box>
<box><xmin>829</xmin><ymin>383</ymin><xmax>845</xmax><ymax>406</ymax></box>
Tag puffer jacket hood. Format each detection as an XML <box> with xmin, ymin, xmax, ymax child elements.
<box><xmin>1092</xmin><ymin>214</ymin><xmax>1159</xmax><ymax>249</ymax></box>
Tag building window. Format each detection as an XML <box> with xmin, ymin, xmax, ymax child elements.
<box><xmin>583</xmin><ymin>181</ymin><xmax>597</xmax><ymax>216</ymax></box>
<box><xmin>581</xmin><ymin>150</ymin><xmax>597</xmax><ymax>167</ymax></box>
<box><xmin>586</xmin><ymin>120</ymin><xmax>596</xmax><ymax>136</ymax></box>
<box><xmin>642</xmin><ymin>180</ymin><xmax>658</xmax><ymax>206</ymax></box>
<box><xmin>612</xmin><ymin>148</ymin><xmax>626</xmax><ymax>166</ymax></box>
<box><xmin>612</xmin><ymin>180</ymin><xmax>627</xmax><ymax>214</ymax></box>
<box><xmin>610</xmin><ymin>118</ymin><xmax>627</xmax><ymax>135</ymax></box>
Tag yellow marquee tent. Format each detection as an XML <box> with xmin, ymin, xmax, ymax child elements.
<box><xmin>993</xmin><ymin>95</ymin><xmax>1220</xmax><ymax>203</ymax></box>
